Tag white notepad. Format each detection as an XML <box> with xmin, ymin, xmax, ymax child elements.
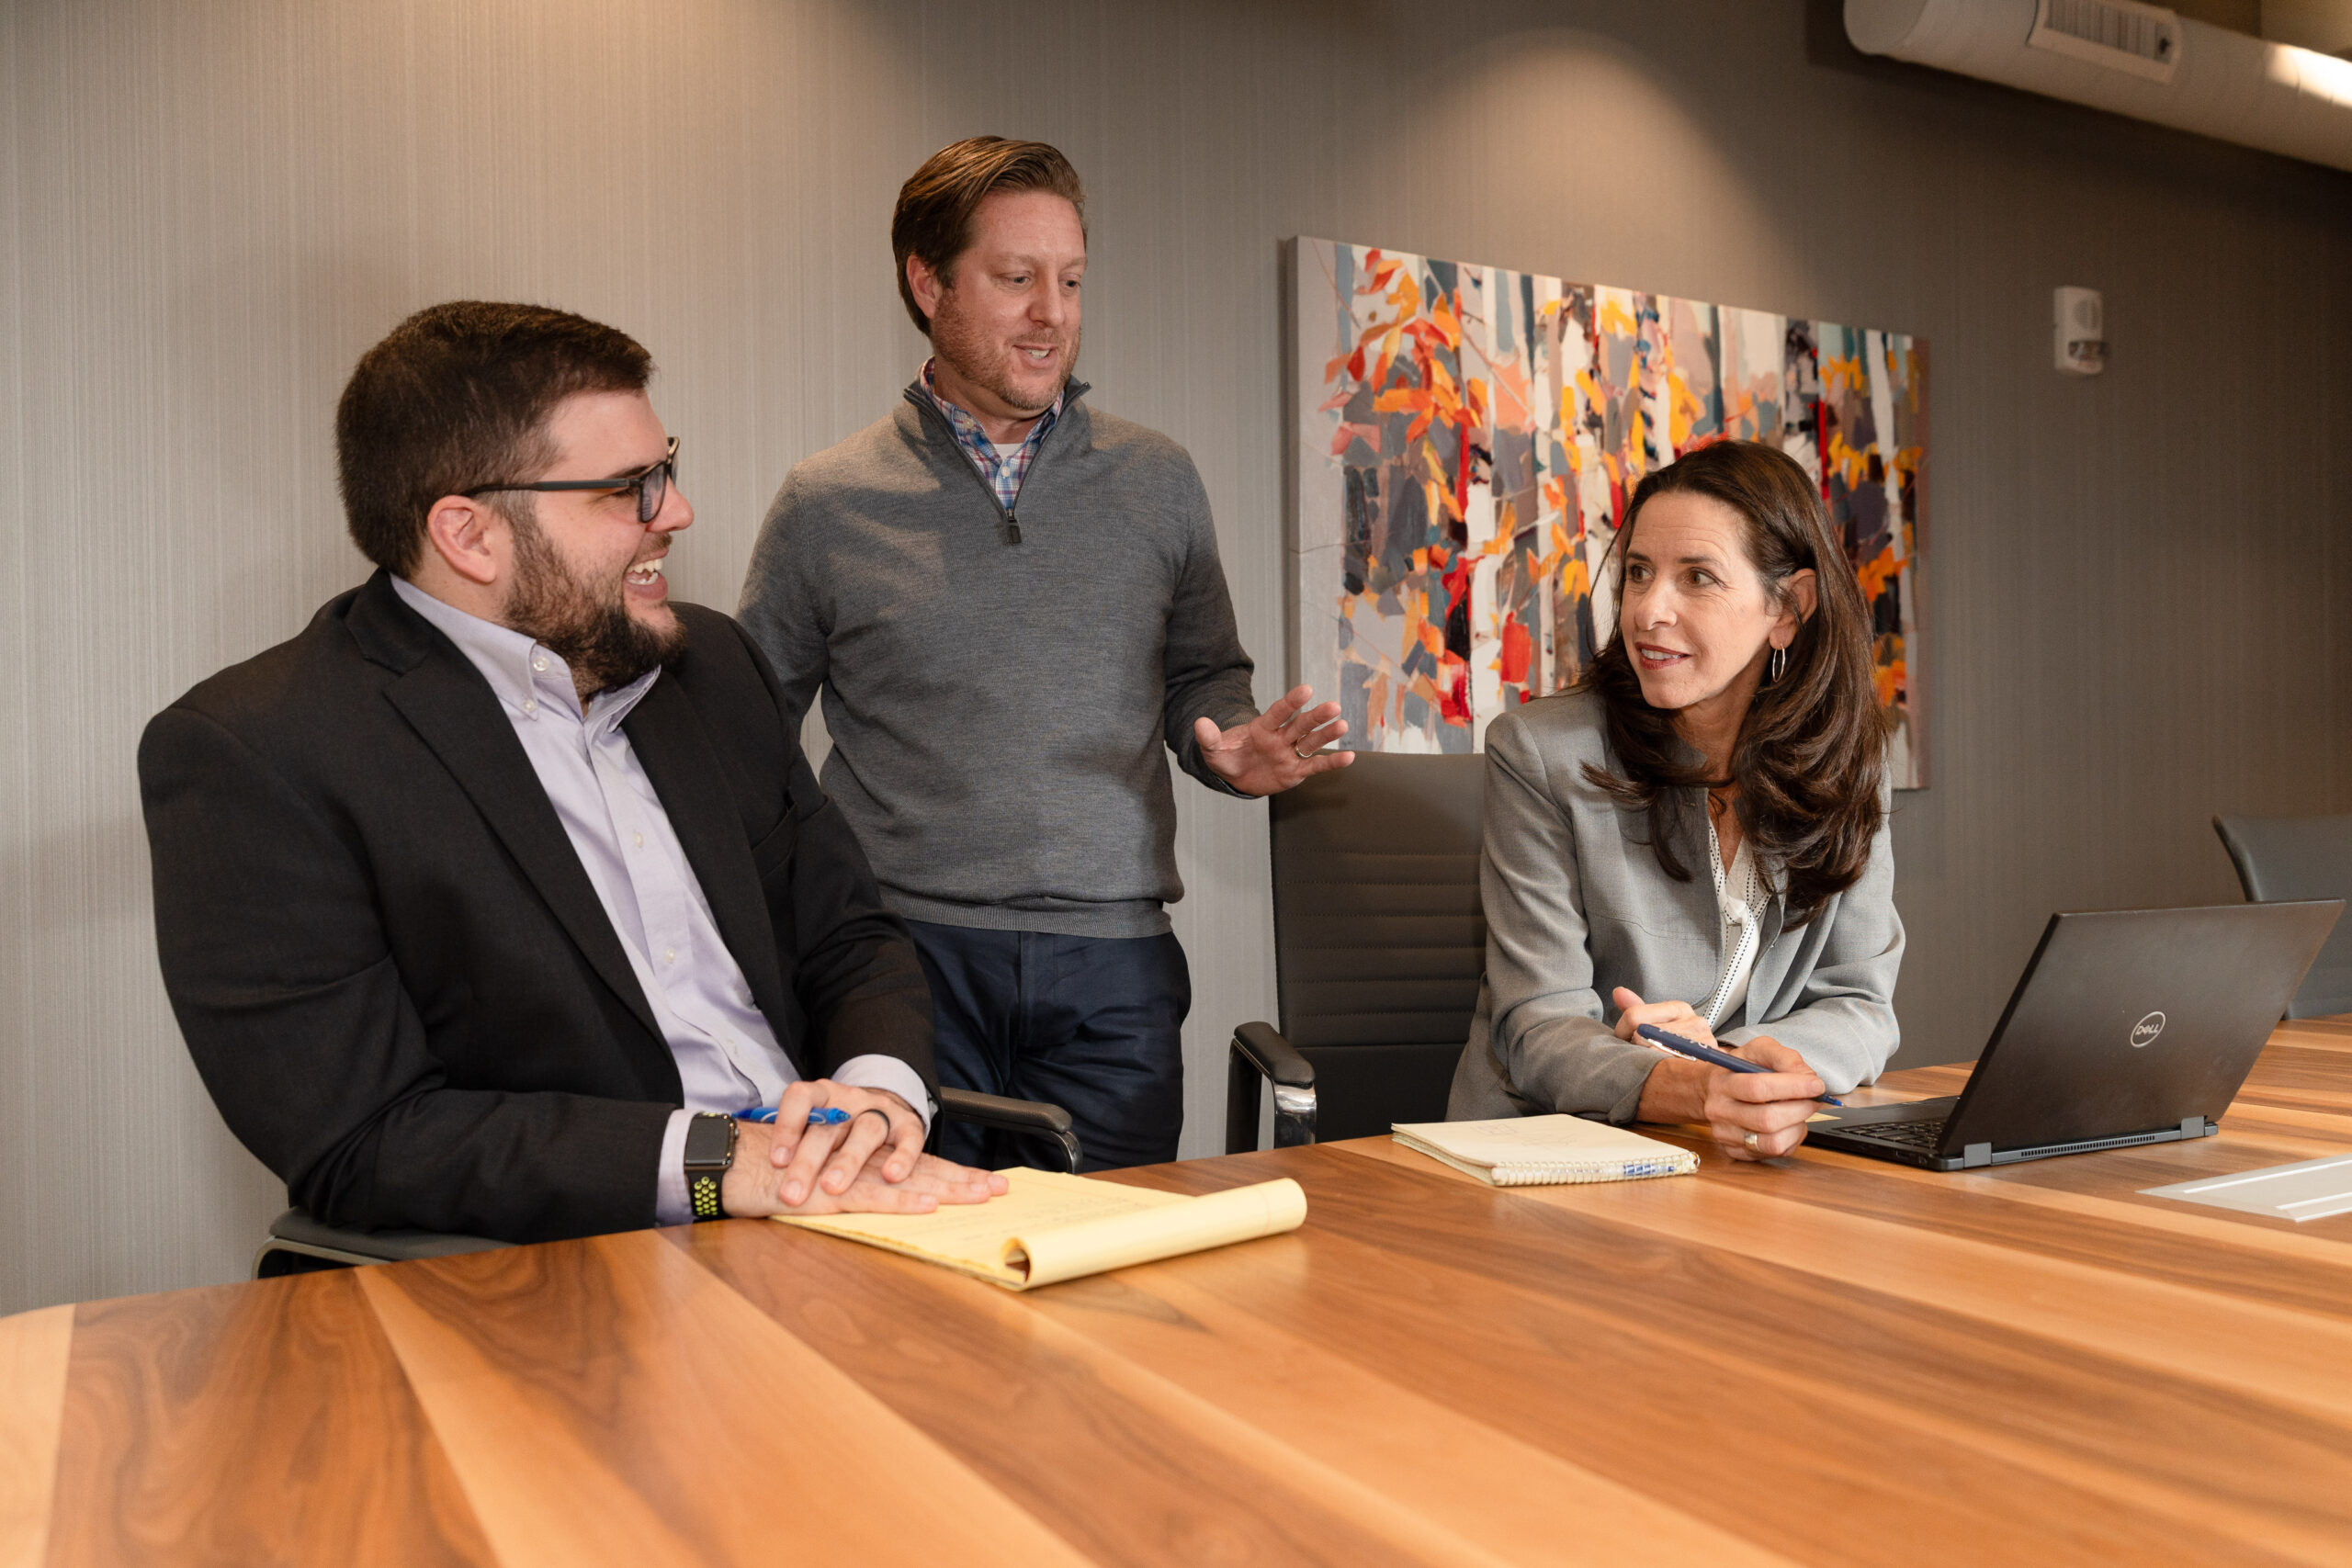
<box><xmin>2141</xmin><ymin>1154</ymin><xmax>2352</xmax><ymax>1223</ymax></box>
<box><xmin>1391</xmin><ymin>1114</ymin><xmax>1698</xmax><ymax>1186</ymax></box>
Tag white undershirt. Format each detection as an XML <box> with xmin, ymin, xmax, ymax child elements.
<box><xmin>1702</xmin><ymin>821</ymin><xmax>1764</xmax><ymax>1028</ymax></box>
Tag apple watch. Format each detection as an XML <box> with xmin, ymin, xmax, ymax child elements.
<box><xmin>683</xmin><ymin>1111</ymin><xmax>738</xmax><ymax>1222</ymax></box>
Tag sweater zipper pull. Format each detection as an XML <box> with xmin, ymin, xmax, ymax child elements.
<box><xmin>1004</xmin><ymin>510</ymin><xmax>1022</xmax><ymax>546</ymax></box>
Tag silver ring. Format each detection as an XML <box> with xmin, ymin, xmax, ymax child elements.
<box><xmin>1293</xmin><ymin>744</ymin><xmax>1316</xmax><ymax>761</ymax></box>
<box><xmin>1743</xmin><ymin>1131</ymin><xmax>1760</xmax><ymax>1151</ymax></box>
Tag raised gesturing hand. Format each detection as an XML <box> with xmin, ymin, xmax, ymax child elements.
<box><xmin>1194</xmin><ymin>684</ymin><xmax>1354</xmax><ymax>797</ymax></box>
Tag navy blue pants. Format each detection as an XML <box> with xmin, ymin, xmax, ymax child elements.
<box><xmin>905</xmin><ymin>919</ymin><xmax>1189</xmax><ymax>1172</ymax></box>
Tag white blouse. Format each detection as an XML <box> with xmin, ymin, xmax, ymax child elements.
<box><xmin>1700</xmin><ymin>819</ymin><xmax>1765</xmax><ymax>1028</ymax></box>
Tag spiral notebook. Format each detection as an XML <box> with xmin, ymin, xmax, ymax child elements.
<box><xmin>1392</xmin><ymin>1115</ymin><xmax>1698</xmax><ymax>1186</ymax></box>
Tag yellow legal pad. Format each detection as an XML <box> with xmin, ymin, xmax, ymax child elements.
<box><xmin>775</xmin><ymin>1168</ymin><xmax>1307</xmax><ymax>1290</ymax></box>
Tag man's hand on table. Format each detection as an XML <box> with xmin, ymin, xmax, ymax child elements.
<box><xmin>718</xmin><ymin>1077</ymin><xmax>1008</xmax><ymax>1217</ymax></box>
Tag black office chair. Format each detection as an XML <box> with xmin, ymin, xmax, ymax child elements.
<box><xmin>2213</xmin><ymin>814</ymin><xmax>2352</xmax><ymax>1019</ymax></box>
<box><xmin>253</xmin><ymin>1087</ymin><xmax>1080</xmax><ymax>1278</ymax></box>
<box><xmin>1226</xmin><ymin>752</ymin><xmax>1486</xmax><ymax>1152</ymax></box>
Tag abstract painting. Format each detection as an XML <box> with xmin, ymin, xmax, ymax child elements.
<box><xmin>1292</xmin><ymin>238</ymin><xmax>1927</xmax><ymax>787</ymax></box>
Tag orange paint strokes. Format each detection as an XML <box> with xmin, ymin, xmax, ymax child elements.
<box><xmin>1668</xmin><ymin>369</ymin><xmax>1708</xmax><ymax>451</ymax></box>
<box><xmin>1387</xmin><ymin>267</ymin><xmax>1421</xmax><ymax>321</ymax></box>
<box><xmin>1855</xmin><ymin>542</ymin><xmax>1901</xmax><ymax>604</ymax></box>
<box><xmin>1818</xmin><ymin>351</ymin><xmax>1866</xmax><ymax>400</ymax></box>
<box><xmin>1484</xmin><ymin>358</ymin><xmax>1529</xmax><ymax>429</ymax></box>
<box><xmin>1424</xmin><ymin>476</ymin><xmax>1453</xmax><ymax>526</ymax></box>
<box><xmin>1428</xmin><ymin>356</ymin><xmax>1461</xmax><ymax>411</ymax></box>
<box><xmin>1556</xmin><ymin>555</ymin><xmax>1591</xmax><ymax>602</ymax></box>
<box><xmin>1370</xmin><ymin>327</ymin><xmax>1403</xmax><ymax>396</ymax></box>
<box><xmin>1824</xmin><ymin>430</ymin><xmax>1873</xmax><ymax>491</ymax></box>
<box><xmin>1429</xmin><ymin>292</ymin><xmax>1462</xmax><ymax>351</ymax></box>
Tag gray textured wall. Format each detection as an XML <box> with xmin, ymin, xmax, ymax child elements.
<box><xmin>4</xmin><ymin>0</ymin><xmax>2347</xmax><ymax>1313</ymax></box>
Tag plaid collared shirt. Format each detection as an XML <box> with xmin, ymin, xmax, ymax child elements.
<box><xmin>920</xmin><ymin>357</ymin><xmax>1062</xmax><ymax>513</ymax></box>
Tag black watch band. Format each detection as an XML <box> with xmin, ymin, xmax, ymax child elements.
<box><xmin>683</xmin><ymin>1111</ymin><xmax>738</xmax><ymax>1222</ymax></box>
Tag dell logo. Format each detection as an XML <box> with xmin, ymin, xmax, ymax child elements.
<box><xmin>2131</xmin><ymin>1011</ymin><xmax>2166</xmax><ymax>1048</ymax></box>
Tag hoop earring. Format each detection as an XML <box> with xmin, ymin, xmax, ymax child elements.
<box><xmin>1770</xmin><ymin>644</ymin><xmax>1788</xmax><ymax>684</ymax></box>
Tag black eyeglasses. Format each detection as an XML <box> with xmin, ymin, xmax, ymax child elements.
<box><xmin>465</xmin><ymin>435</ymin><xmax>679</xmax><ymax>525</ymax></box>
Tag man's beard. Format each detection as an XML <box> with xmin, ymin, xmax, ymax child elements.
<box><xmin>503</xmin><ymin>504</ymin><xmax>684</xmax><ymax>697</ymax></box>
<box><xmin>929</xmin><ymin>293</ymin><xmax>1080</xmax><ymax>415</ymax></box>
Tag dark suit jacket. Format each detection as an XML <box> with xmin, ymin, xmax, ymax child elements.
<box><xmin>139</xmin><ymin>570</ymin><xmax>935</xmax><ymax>1243</ymax></box>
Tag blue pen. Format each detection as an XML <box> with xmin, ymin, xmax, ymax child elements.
<box><xmin>733</xmin><ymin>1106</ymin><xmax>851</xmax><ymax>1125</ymax></box>
<box><xmin>1635</xmin><ymin>1023</ymin><xmax>1841</xmax><ymax>1106</ymax></box>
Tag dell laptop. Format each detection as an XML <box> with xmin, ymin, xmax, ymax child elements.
<box><xmin>1811</xmin><ymin>900</ymin><xmax>2342</xmax><ymax>1170</ymax></box>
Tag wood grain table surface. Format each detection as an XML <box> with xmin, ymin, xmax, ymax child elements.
<box><xmin>6</xmin><ymin>1018</ymin><xmax>2351</xmax><ymax>1567</ymax></box>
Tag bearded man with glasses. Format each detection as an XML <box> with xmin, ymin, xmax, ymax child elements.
<box><xmin>139</xmin><ymin>300</ymin><xmax>1004</xmax><ymax>1243</ymax></box>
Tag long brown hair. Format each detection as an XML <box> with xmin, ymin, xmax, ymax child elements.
<box><xmin>1579</xmin><ymin>440</ymin><xmax>1887</xmax><ymax>927</ymax></box>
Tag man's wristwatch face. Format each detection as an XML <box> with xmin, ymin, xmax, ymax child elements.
<box><xmin>684</xmin><ymin>1112</ymin><xmax>737</xmax><ymax>1222</ymax></box>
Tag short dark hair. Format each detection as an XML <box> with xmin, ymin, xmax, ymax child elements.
<box><xmin>1581</xmin><ymin>440</ymin><xmax>1889</xmax><ymax>928</ymax></box>
<box><xmin>890</xmin><ymin>137</ymin><xmax>1086</xmax><ymax>335</ymax></box>
<box><xmin>335</xmin><ymin>301</ymin><xmax>652</xmax><ymax>573</ymax></box>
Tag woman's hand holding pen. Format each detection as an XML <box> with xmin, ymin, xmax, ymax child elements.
<box><xmin>1690</xmin><ymin>1035</ymin><xmax>1828</xmax><ymax>1160</ymax></box>
<box><xmin>1615</xmin><ymin>988</ymin><xmax>1827</xmax><ymax>1160</ymax></box>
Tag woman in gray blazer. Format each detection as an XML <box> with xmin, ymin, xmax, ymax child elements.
<box><xmin>1449</xmin><ymin>440</ymin><xmax>1902</xmax><ymax>1159</ymax></box>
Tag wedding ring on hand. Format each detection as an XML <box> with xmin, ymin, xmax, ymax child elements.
<box><xmin>1743</xmin><ymin>1131</ymin><xmax>1760</xmax><ymax>1151</ymax></box>
<box><xmin>853</xmin><ymin>1106</ymin><xmax>893</xmax><ymax>1140</ymax></box>
<box><xmin>1293</xmin><ymin>744</ymin><xmax>1316</xmax><ymax>761</ymax></box>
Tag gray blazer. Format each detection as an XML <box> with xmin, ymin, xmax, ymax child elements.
<box><xmin>1448</xmin><ymin>691</ymin><xmax>1903</xmax><ymax>1122</ymax></box>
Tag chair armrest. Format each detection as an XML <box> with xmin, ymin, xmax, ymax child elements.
<box><xmin>938</xmin><ymin>1086</ymin><xmax>1083</xmax><ymax>1173</ymax></box>
<box><xmin>1227</xmin><ymin>1021</ymin><xmax>1317</xmax><ymax>1154</ymax></box>
<box><xmin>254</xmin><ymin>1207</ymin><xmax>509</xmax><ymax>1279</ymax></box>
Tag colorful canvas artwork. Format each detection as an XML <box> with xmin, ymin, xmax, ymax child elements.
<box><xmin>1292</xmin><ymin>238</ymin><xmax>1927</xmax><ymax>787</ymax></box>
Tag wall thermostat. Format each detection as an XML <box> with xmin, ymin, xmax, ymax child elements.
<box><xmin>2055</xmin><ymin>286</ymin><xmax>2105</xmax><ymax>376</ymax></box>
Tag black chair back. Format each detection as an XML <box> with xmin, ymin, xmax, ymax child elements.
<box><xmin>2213</xmin><ymin>814</ymin><xmax>2352</xmax><ymax>1018</ymax></box>
<box><xmin>1268</xmin><ymin>752</ymin><xmax>1487</xmax><ymax>1140</ymax></box>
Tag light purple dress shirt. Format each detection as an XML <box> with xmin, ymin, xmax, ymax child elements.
<box><xmin>391</xmin><ymin>577</ymin><xmax>932</xmax><ymax>1224</ymax></box>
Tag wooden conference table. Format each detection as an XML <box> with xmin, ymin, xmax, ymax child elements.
<box><xmin>6</xmin><ymin>1021</ymin><xmax>2351</xmax><ymax>1566</ymax></box>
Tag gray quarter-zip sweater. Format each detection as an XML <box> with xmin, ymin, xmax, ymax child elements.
<box><xmin>737</xmin><ymin>381</ymin><xmax>1261</xmax><ymax>939</ymax></box>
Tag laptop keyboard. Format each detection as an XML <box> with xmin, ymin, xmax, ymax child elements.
<box><xmin>1856</xmin><ymin>1117</ymin><xmax>1948</xmax><ymax>1149</ymax></box>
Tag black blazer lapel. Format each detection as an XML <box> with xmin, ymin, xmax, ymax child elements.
<box><xmin>349</xmin><ymin>577</ymin><xmax>665</xmax><ymax>1051</ymax></box>
<box><xmin>621</xmin><ymin>674</ymin><xmax>797</xmax><ymax>1066</ymax></box>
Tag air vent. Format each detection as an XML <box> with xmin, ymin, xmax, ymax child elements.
<box><xmin>2028</xmin><ymin>0</ymin><xmax>2182</xmax><ymax>82</ymax></box>
<box><xmin>1848</xmin><ymin>0</ymin><xmax>2352</xmax><ymax>172</ymax></box>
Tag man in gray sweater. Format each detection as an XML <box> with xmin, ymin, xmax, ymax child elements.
<box><xmin>739</xmin><ymin>137</ymin><xmax>1350</xmax><ymax>1170</ymax></box>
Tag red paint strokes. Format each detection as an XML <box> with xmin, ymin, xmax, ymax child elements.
<box><xmin>1442</xmin><ymin>550</ymin><xmax>1472</xmax><ymax>619</ymax></box>
<box><xmin>1499</xmin><ymin>619</ymin><xmax>1533</xmax><ymax>685</ymax></box>
<box><xmin>1439</xmin><ymin>656</ymin><xmax>1474</xmax><ymax>727</ymax></box>
<box><xmin>1456</xmin><ymin>414</ymin><xmax>1472</xmax><ymax>517</ymax></box>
